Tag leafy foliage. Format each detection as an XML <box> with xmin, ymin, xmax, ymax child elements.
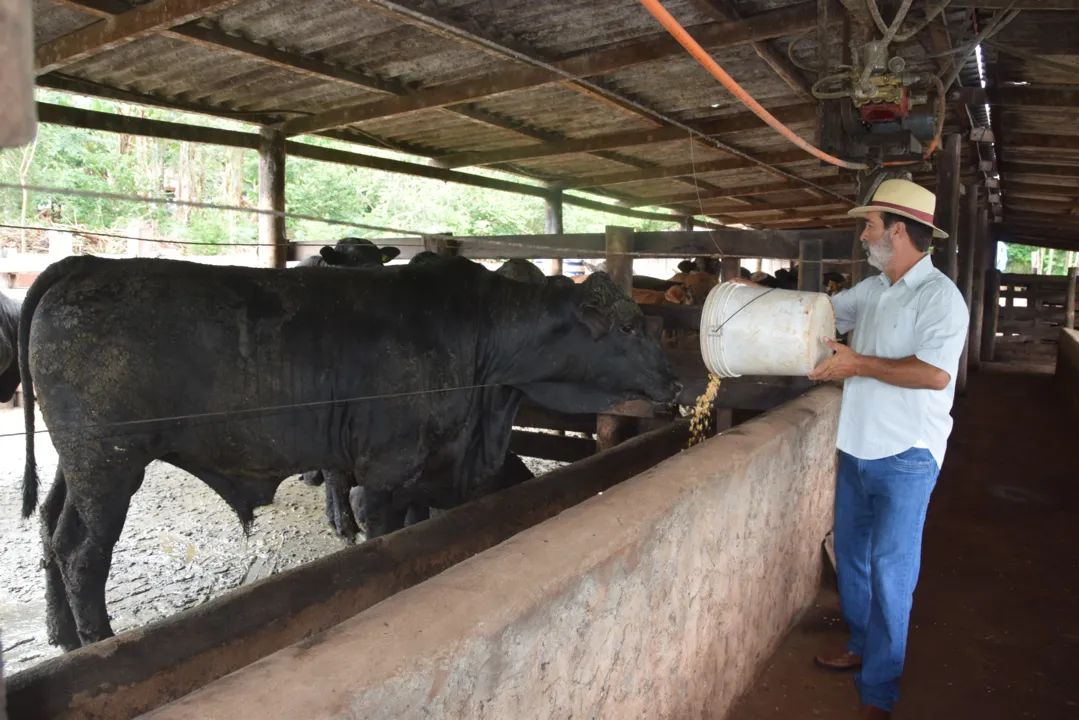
<box><xmin>0</xmin><ymin>90</ymin><xmax>678</xmax><ymax>257</ymax></box>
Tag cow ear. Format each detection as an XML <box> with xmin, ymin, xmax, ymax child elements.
<box><xmin>320</xmin><ymin>247</ymin><xmax>343</xmax><ymax>264</ymax></box>
<box><xmin>380</xmin><ymin>246</ymin><xmax>400</xmax><ymax>263</ymax></box>
<box><xmin>573</xmin><ymin>303</ymin><xmax>610</xmax><ymax>339</ymax></box>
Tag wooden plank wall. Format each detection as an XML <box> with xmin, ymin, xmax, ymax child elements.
<box><xmin>995</xmin><ymin>274</ymin><xmax>1079</xmax><ymax>346</ymax></box>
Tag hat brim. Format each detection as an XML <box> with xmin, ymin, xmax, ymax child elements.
<box><xmin>847</xmin><ymin>205</ymin><xmax>949</xmax><ymax>240</ymax></box>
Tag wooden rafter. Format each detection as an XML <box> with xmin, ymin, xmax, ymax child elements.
<box><xmin>47</xmin><ymin>0</ymin><xmax>703</xmax><ymax>202</ymax></box>
<box><xmin>551</xmin><ymin>148</ymin><xmax>813</xmax><ymax>190</ymax></box>
<box><xmin>35</xmin><ymin>0</ymin><xmax>245</xmax><ymax>75</ymax></box>
<box><xmin>431</xmin><ymin>106</ymin><xmax>816</xmax><ymax>169</ymax></box>
<box><xmin>1001</xmin><ymin>163</ymin><xmax>1079</xmax><ymax>178</ymax></box>
<box><xmin>271</xmin><ymin>2</ymin><xmax>821</xmax><ymax>137</ymax></box>
<box><xmin>1002</xmin><ymin>133</ymin><xmax>1079</xmax><ymax>151</ymax></box>
<box><xmin>689</xmin><ymin>0</ymin><xmax>812</xmax><ymax>101</ymax></box>
<box><xmin>953</xmin><ymin>86</ymin><xmax>1079</xmax><ymax>110</ymax></box>
<box><xmin>628</xmin><ymin>174</ymin><xmax>852</xmax><ymax>207</ymax></box>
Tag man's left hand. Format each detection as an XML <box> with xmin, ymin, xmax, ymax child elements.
<box><xmin>807</xmin><ymin>338</ymin><xmax>863</xmax><ymax>382</ymax></box>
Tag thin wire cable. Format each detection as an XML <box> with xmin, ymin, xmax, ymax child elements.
<box><xmin>0</xmin><ymin>382</ymin><xmax>504</xmax><ymax>440</ymax></box>
<box><xmin>0</xmin><ymin>222</ymin><xmax>426</xmax><ymax>249</ymax></box>
<box><xmin>637</xmin><ymin>0</ymin><xmax>868</xmax><ymax>172</ymax></box>
<box><xmin>0</xmin><ymin>182</ymin><xmax>449</xmax><ymax>240</ymax></box>
<box><xmin>940</xmin><ymin>4</ymin><xmax>1020</xmax><ymax>92</ymax></box>
<box><xmin>359</xmin><ymin>0</ymin><xmax>856</xmax><ymax>205</ymax></box>
<box><xmin>893</xmin><ymin>0</ymin><xmax>954</xmax><ymax>44</ymax></box>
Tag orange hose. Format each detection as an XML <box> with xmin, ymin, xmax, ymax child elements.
<box><xmin>636</xmin><ymin>0</ymin><xmax>869</xmax><ymax>170</ymax></box>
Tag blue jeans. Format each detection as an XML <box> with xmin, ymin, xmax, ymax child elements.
<box><xmin>835</xmin><ymin>447</ymin><xmax>939</xmax><ymax>711</ymax></box>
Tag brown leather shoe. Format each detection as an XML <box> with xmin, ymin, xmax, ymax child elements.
<box><xmin>858</xmin><ymin>705</ymin><xmax>891</xmax><ymax>719</ymax></box>
<box><xmin>813</xmin><ymin>648</ymin><xmax>862</xmax><ymax>671</ymax></box>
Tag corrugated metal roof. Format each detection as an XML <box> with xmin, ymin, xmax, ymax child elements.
<box><xmin>29</xmin><ymin>0</ymin><xmax>1078</xmax><ymax>236</ymax></box>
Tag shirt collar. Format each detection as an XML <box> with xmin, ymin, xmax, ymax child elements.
<box><xmin>877</xmin><ymin>253</ymin><xmax>934</xmax><ymax>289</ymax></box>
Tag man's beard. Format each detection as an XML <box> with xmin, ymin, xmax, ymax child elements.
<box><xmin>863</xmin><ymin>227</ymin><xmax>895</xmax><ymax>270</ymax></box>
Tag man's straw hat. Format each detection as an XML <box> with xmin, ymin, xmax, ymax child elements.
<box><xmin>847</xmin><ymin>178</ymin><xmax>948</xmax><ymax>239</ymax></box>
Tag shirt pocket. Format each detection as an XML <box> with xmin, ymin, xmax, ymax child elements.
<box><xmin>878</xmin><ymin>306</ymin><xmax>917</xmax><ymax>358</ymax></box>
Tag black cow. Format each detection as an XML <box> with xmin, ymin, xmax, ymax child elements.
<box><xmin>317</xmin><ymin>257</ymin><xmax>549</xmax><ymax>541</ymax></box>
<box><xmin>296</xmin><ymin>236</ymin><xmax>400</xmax><ymax>268</ymax></box>
<box><xmin>19</xmin><ymin>255</ymin><xmax>678</xmax><ymax>649</ymax></box>
<box><xmin>0</xmin><ymin>291</ymin><xmax>19</xmax><ymax>403</ymax></box>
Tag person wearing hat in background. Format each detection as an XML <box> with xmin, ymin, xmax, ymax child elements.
<box><xmin>732</xmin><ymin>178</ymin><xmax>968</xmax><ymax>719</ymax></box>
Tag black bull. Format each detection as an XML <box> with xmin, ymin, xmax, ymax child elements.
<box><xmin>19</xmin><ymin>254</ymin><xmax>679</xmax><ymax>649</ymax></box>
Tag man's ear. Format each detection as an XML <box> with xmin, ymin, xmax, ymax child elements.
<box><xmin>573</xmin><ymin>303</ymin><xmax>609</xmax><ymax>339</ymax></box>
<box><xmin>320</xmin><ymin>246</ymin><xmax>343</xmax><ymax>264</ymax></box>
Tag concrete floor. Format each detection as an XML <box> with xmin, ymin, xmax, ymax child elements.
<box><xmin>727</xmin><ymin>363</ymin><xmax>1079</xmax><ymax>720</ymax></box>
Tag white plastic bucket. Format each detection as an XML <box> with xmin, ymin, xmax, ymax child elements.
<box><xmin>699</xmin><ymin>282</ymin><xmax>836</xmax><ymax>377</ymax></box>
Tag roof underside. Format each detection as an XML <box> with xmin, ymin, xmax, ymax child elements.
<box><xmin>27</xmin><ymin>0</ymin><xmax>1079</xmax><ymax>245</ymax></box>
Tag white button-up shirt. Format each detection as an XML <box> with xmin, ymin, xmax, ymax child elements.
<box><xmin>830</xmin><ymin>254</ymin><xmax>969</xmax><ymax>468</ymax></box>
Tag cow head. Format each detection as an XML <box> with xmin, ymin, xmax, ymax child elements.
<box><xmin>408</xmin><ymin>251</ymin><xmax>443</xmax><ymax>267</ymax></box>
<box><xmin>516</xmin><ymin>272</ymin><xmax>681</xmax><ymax>414</ymax></box>
<box><xmin>319</xmin><ymin>237</ymin><xmax>400</xmax><ymax>268</ymax></box>
<box><xmin>0</xmin><ymin>293</ymin><xmax>18</xmax><ymax>403</ymax></box>
<box><xmin>496</xmin><ymin>258</ymin><xmax>545</xmax><ymax>285</ymax></box>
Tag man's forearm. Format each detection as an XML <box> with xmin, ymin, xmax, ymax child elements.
<box><xmin>854</xmin><ymin>354</ymin><xmax>950</xmax><ymax>390</ymax></box>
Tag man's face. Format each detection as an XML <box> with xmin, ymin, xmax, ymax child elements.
<box><xmin>860</xmin><ymin>211</ymin><xmax>895</xmax><ymax>271</ymax></box>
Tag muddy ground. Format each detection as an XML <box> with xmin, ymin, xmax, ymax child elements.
<box><xmin>0</xmin><ymin>406</ymin><xmax>566</xmax><ymax>674</ymax></box>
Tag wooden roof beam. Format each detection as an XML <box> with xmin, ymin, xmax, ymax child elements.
<box><xmin>52</xmin><ymin>2</ymin><xmax>690</xmax><ymax>201</ymax></box>
<box><xmin>35</xmin><ymin>0</ymin><xmax>246</xmax><ymax>75</ymax></box>
<box><xmin>1001</xmin><ymin>162</ymin><xmax>1079</xmax><ymax>179</ymax></box>
<box><xmin>272</xmin><ymin>2</ymin><xmax>822</xmax><ymax>137</ymax></box>
<box><xmin>953</xmin><ymin>86</ymin><xmax>1079</xmax><ymax>110</ymax></box>
<box><xmin>625</xmin><ymin>174</ymin><xmax>852</xmax><ymax>207</ymax></box>
<box><xmin>551</xmin><ymin>148</ymin><xmax>813</xmax><ymax>190</ymax></box>
<box><xmin>1000</xmin><ymin>180</ymin><xmax>1079</xmax><ymax>198</ymax></box>
<box><xmin>949</xmin><ymin>1</ymin><xmax>1079</xmax><ymax>8</ymax></box>
<box><xmin>432</xmin><ymin>105</ymin><xmax>816</xmax><ymax>169</ymax></box>
<box><xmin>1002</xmin><ymin>133</ymin><xmax>1079</xmax><ymax>152</ymax></box>
<box><xmin>689</xmin><ymin>0</ymin><xmax>812</xmax><ymax>102</ymax></box>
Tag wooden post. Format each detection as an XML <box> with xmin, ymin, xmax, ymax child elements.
<box><xmin>680</xmin><ymin>216</ymin><xmax>695</xmax><ymax>232</ymax></box>
<box><xmin>956</xmin><ymin>184</ymin><xmax>978</xmax><ymax>394</ymax></box>
<box><xmin>423</xmin><ymin>232</ymin><xmax>459</xmax><ymax>257</ymax></box>
<box><xmin>597</xmin><ymin>226</ymin><xmax>636</xmax><ymax>452</ymax></box>
<box><xmin>258</xmin><ymin>129</ymin><xmax>287</xmax><ymax>269</ymax></box>
<box><xmin>932</xmin><ymin>134</ymin><xmax>961</xmax><ymax>280</ymax></box>
<box><xmin>720</xmin><ymin>256</ymin><xmax>741</xmax><ymax>282</ymax></box>
<box><xmin>546</xmin><ymin>191</ymin><xmax>564</xmax><ymax>275</ymax></box>
<box><xmin>798</xmin><ymin>238</ymin><xmax>823</xmax><ymax>292</ymax></box>
<box><xmin>1066</xmin><ymin>266</ymin><xmax>1078</xmax><ymax>330</ymax></box>
<box><xmin>968</xmin><ymin>208</ymin><xmax>989</xmax><ymax>371</ymax></box>
<box><xmin>982</xmin><ymin>267</ymin><xmax>1001</xmax><ymax>364</ymax></box>
<box><xmin>0</xmin><ymin>0</ymin><xmax>36</xmax><ymax>148</ymax></box>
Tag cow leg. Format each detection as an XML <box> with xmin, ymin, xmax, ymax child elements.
<box><xmin>52</xmin><ymin>463</ymin><xmax>145</xmax><ymax>647</ymax></box>
<box><xmin>403</xmin><ymin>503</ymin><xmax>430</xmax><ymax>528</ymax></box>
<box><xmin>362</xmin><ymin>489</ymin><xmax>408</xmax><ymax>540</ymax></box>
<box><xmin>323</xmin><ymin>470</ymin><xmax>360</xmax><ymax>542</ymax></box>
<box><xmin>40</xmin><ymin>468</ymin><xmax>79</xmax><ymax>651</ymax></box>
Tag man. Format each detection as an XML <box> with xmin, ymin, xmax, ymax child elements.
<box><xmin>735</xmin><ymin>179</ymin><xmax>969</xmax><ymax>719</ymax></box>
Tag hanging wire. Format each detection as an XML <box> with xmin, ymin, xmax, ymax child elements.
<box><xmin>0</xmin><ymin>182</ymin><xmax>449</xmax><ymax>240</ymax></box>
<box><xmin>0</xmin><ymin>222</ymin><xmax>426</xmax><ymax>249</ymax></box>
<box><xmin>939</xmin><ymin>3</ymin><xmax>1021</xmax><ymax>92</ymax></box>
<box><xmin>0</xmin><ymin>382</ymin><xmax>505</xmax><ymax>441</ymax></box>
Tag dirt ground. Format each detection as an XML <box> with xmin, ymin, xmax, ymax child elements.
<box><xmin>727</xmin><ymin>362</ymin><xmax>1079</xmax><ymax>720</ymax></box>
<box><xmin>0</xmin><ymin>405</ymin><xmax>565</xmax><ymax>674</ymax></box>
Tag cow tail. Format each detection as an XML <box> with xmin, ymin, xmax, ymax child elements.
<box><xmin>20</xmin><ymin>256</ymin><xmax>78</xmax><ymax>519</ymax></box>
